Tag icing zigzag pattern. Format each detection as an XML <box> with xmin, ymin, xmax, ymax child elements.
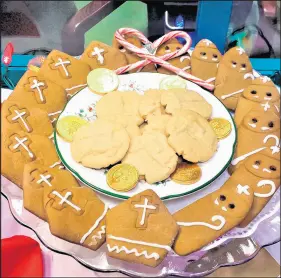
<box><xmin>107</xmin><ymin>244</ymin><xmax>160</xmax><ymax>260</ymax></box>
<box><xmin>89</xmin><ymin>225</ymin><xmax>106</xmax><ymax>246</ymax></box>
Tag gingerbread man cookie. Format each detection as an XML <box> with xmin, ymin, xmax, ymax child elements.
<box><xmin>235</xmin><ymin>76</ymin><xmax>280</xmax><ymax>126</ymax></box>
<box><xmin>173</xmin><ymin>181</ymin><xmax>254</xmax><ymax>256</ymax></box>
<box><xmin>191</xmin><ymin>39</ymin><xmax>222</xmax><ymax>84</ymax></box>
<box><xmin>214</xmin><ymin>47</ymin><xmax>254</xmax><ymax>110</ymax></box>
<box><xmin>106</xmin><ymin>189</ymin><xmax>179</xmax><ymax>267</ymax></box>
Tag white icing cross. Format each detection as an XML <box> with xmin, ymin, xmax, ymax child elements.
<box><xmin>202</xmin><ymin>39</ymin><xmax>212</xmax><ymax>46</ymax></box>
<box><xmin>263</xmin><ymin>135</ymin><xmax>280</xmax><ymax>155</ymax></box>
<box><xmin>236</xmin><ymin>47</ymin><xmax>245</xmax><ymax>55</ymax></box>
<box><xmin>52</xmin><ymin>191</ymin><xmax>81</xmax><ymax>211</ymax></box>
<box><xmin>13</xmin><ymin>137</ymin><xmax>34</xmax><ymax>158</ymax></box>
<box><xmin>261</xmin><ymin>102</ymin><xmax>270</xmax><ymax>111</ymax></box>
<box><xmin>12</xmin><ymin>110</ymin><xmax>31</xmax><ymax>132</ymax></box>
<box><xmin>134</xmin><ymin>198</ymin><xmax>157</xmax><ymax>226</ymax></box>
<box><xmin>54</xmin><ymin>58</ymin><xmax>71</xmax><ymax>77</ymax></box>
<box><xmin>91</xmin><ymin>47</ymin><xmax>105</xmax><ymax>64</ymax></box>
<box><xmin>37</xmin><ymin>174</ymin><xmax>52</xmax><ymax>187</ymax></box>
<box><xmin>237</xmin><ymin>184</ymin><xmax>250</xmax><ymax>196</ymax></box>
<box><xmin>260</xmin><ymin>76</ymin><xmax>271</xmax><ymax>83</ymax></box>
<box><xmin>30</xmin><ymin>79</ymin><xmax>45</xmax><ymax>102</ymax></box>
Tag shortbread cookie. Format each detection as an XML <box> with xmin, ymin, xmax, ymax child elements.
<box><xmin>191</xmin><ymin>39</ymin><xmax>222</xmax><ymax>84</ymax></box>
<box><xmin>122</xmin><ymin>131</ymin><xmax>178</xmax><ymax>183</ymax></box>
<box><xmin>142</xmin><ymin>114</ymin><xmax>172</xmax><ymax>136</ymax></box>
<box><xmin>173</xmin><ymin>181</ymin><xmax>254</xmax><ymax>255</ymax></box>
<box><xmin>96</xmin><ymin>91</ymin><xmax>144</xmax><ymax>127</ymax></box>
<box><xmin>1</xmin><ymin>130</ymin><xmax>59</xmax><ymax>187</ymax></box>
<box><xmin>23</xmin><ymin>162</ymin><xmax>79</xmax><ymax>220</ymax></box>
<box><xmin>40</xmin><ymin>50</ymin><xmax>91</xmax><ymax>97</ymax></box>
<box><xmin>71</xmin><ymin>119</ymin><xmax>130</xmax><ymax>169</ymax></box>
<box><xmin>2</xmin><ymin>100</ymin><xmax>53</xmax><ymax>137</ymax></box>
<box><xmin>161</xmin><ymin>88</ymin><xmax>212</xmax><ymax>119</ymax></box>
<box><xmin>81</xmin><ymin>41</ymin><xmax>128</xmax><ymax>70</ymax></box>
<box><xmin>235</xmin><ymin>76</ymin><xmax>280</xmax><ymax>126</ymax></box>
<box><xmin>166</xmin><ymin>110</ymin><xmax>218</xmax><ymax>162</ymax></box>
<box><xmin>106</xmin><ymin>189</ymin><xmax>179</xmax><ymax>267</ymax></box>
<box><xmin>214</xmin><ymin>47</ymin><xmax>254</xmax><ymax>110</ymax></box>
<box><xmin>45</xmin><ymin>186</ymin><xmax>107</xmax><ymax>251</ymax></box>
<box><xmin>227</xmin><ymin>153</ymin><xmax>280</xmax><ymax>228</ymax></box>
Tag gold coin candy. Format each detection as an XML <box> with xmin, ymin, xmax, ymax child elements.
<box><xmin>209</xmin><ymin>118</ymin><xmax>232</xmax><ymax>139</ymax></box>
<box><xmin>171</xmin><ymin>162</ymin><xmax>202</xmax><ymax>185</ymax></box>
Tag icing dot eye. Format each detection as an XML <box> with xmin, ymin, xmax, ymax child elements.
<box><xmin>229</xmin><ymin>204</ymin><xmax>235</xmax><ymax>209</ymax></box>
<box><xmin>270</xmin><ymin>166</ymin><xmax>276</xmax><ymax>171</ymax></box>
<box><xmin>232</xmin><ymin>61</ymin><xmax>237</xmax><ymax>65</ymax></box>
<box><xmin>165</xmin><ymin>46</ymin><xmax>170</xmax><ymax>50</ymax></box>
<box><xmin>213</xmin><ymin>54</ymin><xmax>218</xmax><ymax>58</ymax></box>
<box><xmin>255</xmin><ymin>160</ymin><xmax>261</xmax><ymax>165</ymax></box>
<box><xmin>220</xmin><ymin>195</ymin><xmax>226</xmax><ymax>201</ymax></box>
<box><xmin>251</xmin><ymin>90</ymin><xmax>257</xmax><ymax>95</ymax></box>
<box><xmin>252</xmin><ymin>118</ymin><xmax>258</xmax><ymax>123</ymax></box>
<box><xmin>241</xmin><ymin>63</ymin><xmax>246</xmax><ymax>68</ymax></box>
<box><xmin>266</xmin><ymin>92</ymin><xmax>272</xmax><ymax>97</ymax></box>
<box><xmin>200</xmin><ymin>52</ymin><xmax>206</xmax><ymax>56</ymax></box>
<box><xmin>268</xmin><ymin>121</ymin><xmax>274</xmax><ymax>128</ymax></box>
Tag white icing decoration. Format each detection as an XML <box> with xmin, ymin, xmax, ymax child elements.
<box><xmin>12</xmin><ymin>110</ymin><xmax>31</xmax><ymax>132</ymax></box>
<box><xmin>263</xmin><ymin>135</ymin><xmax>280</xmax><ymax>154</ymax></box>
<box><xmin>54</xmin><ymin>58</ymin><xmax>71</xmax><ymax>77</ymax></box>
<box><xmin>221</xmin><ymin>89</ymin><xmax>244</xmax><ymax>100</ymax></box>
<box><xmin>80</xmin><ymin>204</ymin><xmax>108</xmax><ymax>244</ymax></box>
<box><xmin>88</xmin><ymin>226</ymin><xmax>106</xmax><ymax>246</ymax></box>
<box><xmin>263</xmin><ymin>168</ymin><xmax>271</xmax><ymax>173</ymax></box>
<box><xmin>37</xmin><ymin>174</ymin><xmax>52</xmax><ymax>187</ymax></box>
<box><xmin>274</xmin><ymin>104</ymin><xmax>279</xmax><ymax>113</ymax></box>
<box><xmin>241</xmin><ymin>67</ymin><xmax>246</xmax><ymax>71</ymax></box>
<box><xmin>201</xmin><ymin>56</ymin><xmax>208</xmax><ymax>60</ymax></box>
<box><xmin>261</xmin><ymin>102</ymin><xmax>270</xmax><ymax>111</ymax></box>
<box><xmin>231</xmin><ymin>147</ymin><xmax>267</xmax><ymax>165</ymax></box>
<box><xmin>65</xmin><ymin>84</ymin><xmax>87</xmax><ymax>91</ymax></box>
<box><xmin>252</xmin><ymin>164</ymin><xmax>259</xmax><ymax>169</ymax></box>
<box><xmin>165</xmin><ymin>49</ymin><xmax>171</xmax><ymax>53</ymax></box>
<box><xmin>214</xmin><ymin>198</ymin><xmax>219</xmax><ymax>205</ymax></box>
<box><xmin>237</xmin><ymin>184</ymin><xmax>250</xmax><ymax>195</ymax></box>
<box><xmin>244</xmin><ymin>73</ymin><xmax>255</xmax><ymax>80</ymax></box>
<box><xmin>30</xmin><ymin>79</ymin><xmax>45</xmax><ymax>102</ymax></box>
<box><xmin>260</xmin><ymin>76</ymin><xmax>271</xmax><ymax>83</ymax></box>
<box><xmin>212</xmin><ymin>57</ymin><xmax>218</xmax><ymax>62</ymax></box>
<box><xmin>232</xmin><ymin>64</ymin><xmax>237</xmax><ymax>68</ymax></box>
<box><xmin>52</xmin><ymin>191</ymin><xmax>81</xmax><ymax>211</ymax></box>
<box><xmin>254</xmin><ymin>180</ymin><xmax>276</xmax><ymax>198</ymax></box>
<box><xmin>182</xmin><ymin>66</ymin><xmax>191</xmax><ymax>71</ymax></box>
<box><xmin>49</xmin><ymin>161</ymin><xmax>64</xmax><ymax>169</ymax></box>
<box><xmin>180</xmin><ymin>56</ymin><xmax>190</xmax><ymax>62</ymax></box>
<box><xmin>205</xmin><ymin>77</ymin><xmax>216</xmax><ymax>83</ymax></box>
<box><xmin>261</xmin><ymin>126</ymin><xmax>270</xmax><ymax>131</ymax></box>
<box><xmin>253</xmin><ymin>95</ymin><xmax>259</xmax><ymax>99</ymax></box>
<box><xmin>177</xmin><ymin>215</ymin><xmax>226</xmax><ymax>231</ymax></box>
<box><xmin>264</xmin><ymin>97</ymin><xmax>272</xmax><ymax>101</ymax></box>
<box><xmin>134</xmin><ymin>198</ymin><xmax>157</xmax><ymax>226</ymax></box>
<box><xmin>221</xmin><ymin>206</ymin><xmax>228</xmax><ymax>212</ymax></box>
<box><xmin>236</xmin><ymin>47</ymin><xmax>245</xmax><ymax>55</ymax></box>
<box><xmin>48</xmin><ymin>111</ymin><xmax>62</xmax><ymax>116</ymax></box>
<box><xmin>13</xmin><ymin>137</ymin><xmax>34</xmax><ymax>158</ymax></box>
<box><xmin>202</xmin><ymin>39</ymin><xmax>212</xmax><ymax>46</ymax></box>
<box><xmin>248</xmin><ymin>123</ymin><xmax>256</xmax><ymax>128</ymax></box>
<box><xmin>91</xmin><ymin>47</ymin><xmax>105</xmax><ymax>64</ymax></box>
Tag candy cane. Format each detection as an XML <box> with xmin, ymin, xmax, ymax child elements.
<box><xmin>114</xmin><ymin>28</ymin><xmax>214</xmax><ymax>91</ymax></box>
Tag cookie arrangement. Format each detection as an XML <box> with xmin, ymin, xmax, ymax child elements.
<box><xmin>1</xmin><ymin>28</ymin><xmax>280</xmax><ymax>269</ymax></box>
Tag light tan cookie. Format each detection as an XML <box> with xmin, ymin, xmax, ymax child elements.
<box><xmin>96</xmin><ymin>91</ymin><xmax>144</xmax><ymax>127</ymax></box>
<box><xmin>2</xmin><ymin>100</ymin><xmax>53</xmax><ymax>137</ymax></box>
<box><xmin>40</xmin><ymin>50</ymin><xmax>91</xmax><ymax>97</ymax></box>
<box><xmin>45</xmin><ymin>186</ymin><xmax>107</xmax><ymax>251</ymax></box>
<box><xmin>227</xmin><ymin>153</ymin><xmax>280</xmax><ymax>228</ymax></box>
<box><xmin>142</xmin><ymin>114</ymin><xmax>172</xmax><ymax>136</ymax></box>
<box><xmin>214</xmin><ymin>47</ymin><xmax>254</xmax><ymax>110</ymax></box>
<box><xmin>139</xmin><ymin>122</ymin><xmax>148</xmax><ymax>135</ymax></box>
<box><xmin>125</xmin><ymin>124</ymin><xmax>141</xmax><ymax>139</ymax></box>
<box><xmin>122</xmin><ymin>131</ymin><xmax>178</xmax><ymax>183</ymax></box>
<box><xmin>235</xmin><ymin>76</ymin><xmax>280</xmax><ymax>126</ymax></box>
<box><xmin>161</xmin><ymin>88</ymin><xmax>212</xmax><ymax>119</ymax></box>
<box><xmin>1</xmin><ymin>130</ymin><xmax>59</xmax><ymax>187</ymax></box>
<box><xmin>81</xmin><ymin>41</ymin><xmax>128</xmax><ymax>70</ymax></box>
<box><xmin>23</xmin><ymin>162</ymin><xmax>79</xmax><ymax>220</ymax></box>
<box><xmin>106</xmin><ymin>189</ymin><xmax>179</xmax><ymax>267</ymax></box>
<box><xmin>71</xmin><ymin>119</ymin><xmax>130</xmax><ymax>169</ymax></box>
<box><xmin>173</xmin><ymin>180</ymin><xmax>254</xmax><ymax>256</ymax></box>
<box><xmin>191</xmin><ymin>39</ymin><xmax>222</xmax><ymax>84</ymax></box>
<box><xmin>166</xmin><ymin>110</ymin><xmax>218</xmax><ymax>162</ymax></box>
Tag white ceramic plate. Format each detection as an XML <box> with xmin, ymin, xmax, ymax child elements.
<box><xmin>54</xmin><ymin>73</ymin><xmax>237</xmax><ymax>200</ymax></box>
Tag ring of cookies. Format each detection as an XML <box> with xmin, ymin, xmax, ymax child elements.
<box><xmin>1</xmin><ymin>27</ymin><xmax>280</xmax><ymax>269</ymax></box>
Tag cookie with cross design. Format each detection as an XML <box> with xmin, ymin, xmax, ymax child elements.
<box><xmin>81</xmin><ymin>41</ymin><xmax>128</xmax><ymax>71</ymax></box>
<box><xmin>234</xmin><ymin>76</ymin><xmax>280</xmax><ymax>126</ymax></box>
<box><xmin>40</xmin><ymin>50</ymin><xmax>91</xmax><ymax>97</ymax></box>
<box><xmin>1</xmin><ymin>130</ymin><xmax>59</xmax><ymax>187</ymax></box>
<box><xmin>2</xmin><ymin>100</ymin><xmax>53</xmax><ymax>137</ymax></box>
<box><xmin>44</xmin><ymin>186</ymin><xmax>107</xmax><ymax>251</ymax></box>
<box><xmin>214</xmin><ymin>47</ymin><xmax>254</xmax><ymax>110</ymax></box>
<box><xmin>190</xmin><ymin>39</ymin><xmax>222</xmax><ymax>84</ymax></box>
<box><xmin>173</xmin><ymin>180</ymin><xmax>254</xmax><ymax>256</ymax></box>
<box><xmin>106</xmin><ymin>189</ymin><xmax>179</xmax><ymax>267</ymax></box>
<box><xmin>23</xmin><ymin>162</ymin><xmax>79</xmax><ymax>220</ymax></box>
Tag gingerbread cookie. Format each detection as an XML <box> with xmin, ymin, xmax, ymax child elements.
<box><xmin>214</xmin><ymin>47</ymin><xmax>254</xmax><ymax>110</ymax></box>
<box><xmin>106</xmin><ymin>189</ymin><xmax>179</xmax><ymax>267</ymax></box>
<box><xmin>122</xmin><ymin>131</ymin><xmax>178</xmax><ymax>184</ymax></box>
<box><xmin>2</xmin><ymin>100</ymin><xmax>53</xmax><ymax>137</ymax></box>
<box><xmin>1</xmin><ymin>130</ymin><xmax>59</xmax><ymax>187</ymax></box>
<box><xmin>45</xmin><ymin>186</ymin><xmax>107</xmax><ymax>251</ymax></box>
<box><xmin>173</xmin><ymin>181</ymin><xmax>254</xmax><ymax>255</ymax></box>
<box><xmin>40</xmin><ymin>50</ymin><xmax>91</xmax><ymax>97</ymax></box>
<box><xmin>23</xmin><ymin>162</ymin><xmax>79</xmax><ymax>220</ymax></box>
<box><xmin>71</xmin><ymin>119</ymin><xmax>130</xmax><ymax>169</ymax></box>
<box><xmin>81</xmin><ymin>41</ymin><xmax>128</xmax><ymax>71</ymax></box>
<box><xmin>235</xmin><ymin>76</ymin><xmax>280</xmax><ymax>126</ymax></box>
<box><xmin>191</xmin><ymin>39</ymin><xmax>222</xmax><ymax>84</ymax></box>
<box><xmin>166</xmin><ymin>110</ymin><xmax>218</xmax><ymax>163</ymax></box>
<box><xmin>161</xmin><ymin>88</ymin><xmax>212</xmax><ymax>119</ymax></box>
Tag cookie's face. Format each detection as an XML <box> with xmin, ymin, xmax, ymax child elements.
<box><xmin>242</xmin><ymin>110</ymin><xmax>280</xmax><ymax>133</ymax></box>
<box><xmin>243</xmin><ymin>84</ymin><xmax>280</xmax><ymax>103</ymax></box>
<box><xmin>156</xmin><ymin>39</ymin><xmax>183</xmax><ymax>56</ymax></box>
<box><xmin>245</xmin><ymin>153</ymin><xmax>280</xmax><ymax>179</ymax></box>
<box><xmin>192</xmin><ymin>46</ymin><xmax>221</xmax><ymax>63</ymax></box>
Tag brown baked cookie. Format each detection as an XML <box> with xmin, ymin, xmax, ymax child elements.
<box><xmin>214</xmin><ymin>47</ymin><xmax>254</xmax><ymax>110</ymax></box>
<box><xmin>8</xmin><ymin>69</ymin><xmax>67</xmax><ymax>122</ymax></box>
<box><xmin>45</xmin><ymin>186</ymin><xmax>107</xmax><ymax>251</ymax></box>
<box><xmin>81</xmin><ymin>41</ymin><xmax>128</xmax><ymax>70</ymax></box>
<box><xmin>106</xmin><ymin>189</ymin><xmax>179</xmax><ymax>267</ymax></box>
<box><xmin>235</xmin><ymin>76</ymin><xmax>280</xmax><ymax>126</ymax></box>
<box><xmin>191</xmin><ymin>39</ymin><xmax>222</xmax><ymax>84</ymax></box>
<box><xmin>2</xmin><ymin>100</ymin><xmax>53</xmax><ymax>137</ymax></box>
<box><xmin>23</xmin><ymin>162</ymin><xmax>79</xmax><ymax>220</ymax></box>
<box><xmin>173</xmin><ymin>180</ymin><xmax>254</xmax><ymax>256</ymax></box>
<box><xmin>227</xmin><ymin>153</ymin><xmax>280</xmax><ymax>228</ymax></box>
<box><xmin>40</xmin><ymin>50</ymin><xmax>91</xmax><ymax>97</ymax></box>
<box><xmin>1</xmin><ymin>130</ymin><xmax>59</xmax><ymax>187</ymax></box>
